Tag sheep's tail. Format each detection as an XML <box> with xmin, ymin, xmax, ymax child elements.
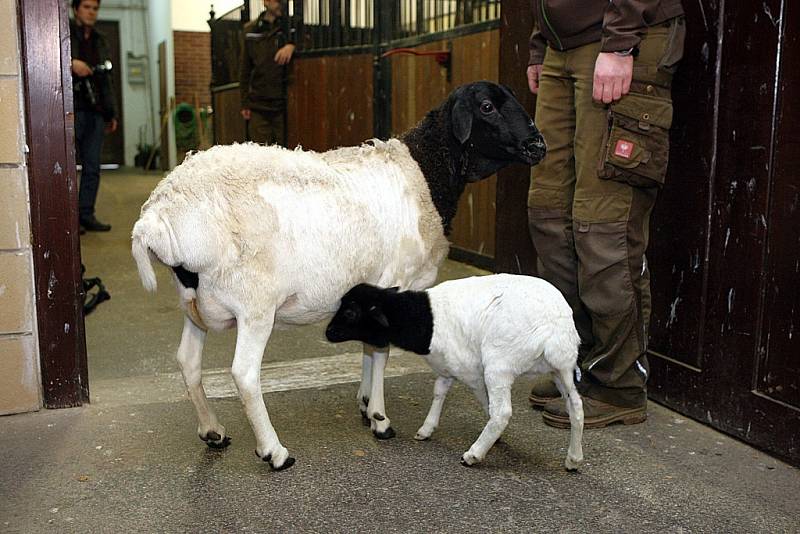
<box><xmin>131</xmin><ymin>211</ymin><xmax>169</xmax><ymax>292</ymax></box>
<box><xmin>131</xmin><ymin>232</ymin><xmax>158</xmax><ymax>292</ymax></box>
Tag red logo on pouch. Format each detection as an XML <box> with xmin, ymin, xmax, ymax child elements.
<box><xmin>614</xmin><ymin>139</ymin><xmax>634</xmax><ymax>159</ymax></box>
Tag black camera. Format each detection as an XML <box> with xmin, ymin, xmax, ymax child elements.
<box><xmin>74</xmin><ymin>60</ymin><xmax>113</xmax><ymax>106</ymax></box>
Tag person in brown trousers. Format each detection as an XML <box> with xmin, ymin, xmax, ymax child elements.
<box><xmin>240</xmin><ymin>0</ymin><xmax>296</xmax><ymax>145</ymax></box>
<box><xmin>526</xmin><ymin>0</ymin><xmax>685</xmax><ymax>428</ymax></box>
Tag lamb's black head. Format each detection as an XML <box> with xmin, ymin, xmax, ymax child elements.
<box><xmin>445</xmin><ymin>81</ymin><xmax>545</xmax><ymax>182</ymax></box>
<box><xmin>326</xmin><ymin>284</ymin><xmax>396</xmax><ymax>348</ymax></box>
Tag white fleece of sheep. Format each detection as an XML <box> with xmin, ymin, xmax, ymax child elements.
<box><xmin>425</xmin><ymin>274</ymin><xmax>580</xmax><ymax>386</ymax></box>
<box><xmin>132</xmin><ymin>141</ymin><xmax>449</xmax><ymax>330</ymax></box>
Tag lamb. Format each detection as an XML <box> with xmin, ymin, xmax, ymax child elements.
<box><xmin>131</xmin><ymin>81</ymin><xmax>545</xmax><ymax>470</ymax></box>
<box><xmin>325</xmin><ymin>274</ymin><xmax>584</xmax><ymax>470</ymax></box>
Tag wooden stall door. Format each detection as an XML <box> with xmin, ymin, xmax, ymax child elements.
<box><xmin>647</xmin><ymin>0</ymin><xmax>799</xmax><ymax>466</ymax></box>
<box><xmin>158</xmin><ymin>41</ymin><xmax>169</xmax><ymax>171</ymax></box>
<box><xmin>95</xmin><ymin>20</ymin><xmax>123</xmax><ymax>165</ymax></box>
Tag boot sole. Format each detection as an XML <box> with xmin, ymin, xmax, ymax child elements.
<box><xmin>543</xmin><ymin>408</ymin><xmax>647</xmax><ymax>429</ymax></box>
<box><xmin>529</xmin><ymin>394</ymin><xmax>559</xmax><ymax>409</ymax></box>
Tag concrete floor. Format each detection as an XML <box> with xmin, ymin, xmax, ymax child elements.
<box><xmin>1</xmin><ymin>168</ymin><xmax>798</xmax><ymax>533</ymax></box>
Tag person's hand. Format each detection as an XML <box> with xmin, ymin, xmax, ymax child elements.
<box><xmin>71</xmin><ymin>59</ymin><xmax>92</xmax><ymax>77</ymax></box>
<box><xmin>241</xmin><ymin>108</ymin><xmax>252</xmax><ymax>120</ymax></box>
<box><xmin>527</xmin><ymin>64</ymin><xmax>543</xmax><ymax>94</ymax></box>
<box><xmin>593</xmin><ymin>52</ymin><xmax>633</xmax><ymax>104</ymax></box>
<box><xmin>274</xmin><ymin>43</ymin><xmax>296</xmax><ymax>65</ymax></box>
<box><xmin>105</xmin><ymin>118</ymin><xmax>118</xmax><ymax>134</ymax></box>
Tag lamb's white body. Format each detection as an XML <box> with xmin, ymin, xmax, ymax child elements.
<box><xmin>132</xmin><ymin>141</ymin><xmax>449</xmax><ymax>467</ymax></box>
<box><xmin>417</xmin><ymin>274</ymin><xmax>584</xmax><ymax>470</ymax></box>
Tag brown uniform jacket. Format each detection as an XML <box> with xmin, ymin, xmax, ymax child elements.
<box><xmin>239</xmin><ymin>14</ymin><xmax>294</xmax><ymax>111</ymax></box>
<box><xmin>529</xmin><ymin>0</ymin><xmax>684</xmax><ymax>65</ymax></box>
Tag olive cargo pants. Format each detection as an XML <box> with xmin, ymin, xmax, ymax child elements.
<box><xmin>249</xmin><ymin>108</ymin><xmax>285</xmax><ymax>146</ymax></box>
<box><xmin>528</xmin><ymin>19</ymin><xmax>685</xmax><ymax>407</ymax></box>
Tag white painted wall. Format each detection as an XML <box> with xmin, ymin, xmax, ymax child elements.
<box><xmin>172</xmin><ymin>0</ymin><xmax>244</xmax><ymax>32</ymax></box>
<box><xmin>81</xmin><ymin>0</ymin><xmax>250</xmax><ymax>168</ymax></box>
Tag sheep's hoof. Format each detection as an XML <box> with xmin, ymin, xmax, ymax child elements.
<box><xmin>255</xmin><ymin>450</ymin><xmax>296</xmax><ymax>471</ymax></box>
<box><xmin>206</xmin><ymin>436</ymin><xmax>232</xmax><ymax>450</ymax></box>
<box><xmin>414</xmin><ymin>432</ymin><xmax>431</xmax><ymax>441</ymax></box>
<box><xmin>373</xmin><ymin>426</ymin><xmax>395</xmax><ymax>440</ymax></box>
<box><xmin>360</xmin><ymin>410</ymin><xmax>370</xmax><ymax>427</ymax></box>
<box><xmin>564</xmin><ymin>456</ymin><xmax>582</xmax><ymax>472</ymax></box>
<box><xmin>271</xmin><ymin>457</ymin><xmax>296</xmax><ymax>471</ymax></box>
<box><xmin>200</xmin><ymin>431</ymin><xmax>231</xmax><ymax>449</ymax></box>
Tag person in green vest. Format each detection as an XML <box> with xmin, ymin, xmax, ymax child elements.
<box><xmin>239</xmin><ymin>0</ymin><xmax>296</xmax><ymax>145</ymax></box>
<box><xmin>525</xmin><ymin>1</ymin><xmax>685</xmax><ymax>428</ymax></box>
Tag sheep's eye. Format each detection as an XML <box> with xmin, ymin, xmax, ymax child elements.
<box><xmin>480</xmin><ymin>100</ymin><xmax>495</xmax><ymax>114</ymax></box>
<box><xmin>343</xmin><ymin>308</ymin><xmax>359</xmax><ymax>322</ymax></box>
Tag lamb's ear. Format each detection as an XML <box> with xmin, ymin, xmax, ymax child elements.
<box><xmin>451</xmin><ymin>98</ymin><xmax>473</xmax><ymax>145</ymax></box>
<box><xmin>368</xmin><ymin>305</ymin><xmax>390</xmax><ymax>328</ymax></box>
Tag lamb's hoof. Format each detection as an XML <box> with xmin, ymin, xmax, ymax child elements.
<box><xmin>255</xmin><ymin>450</ymin><xmax>296</xmax><ymax>471</ymax></box>
<box><xmin>460</xmin><ymin>453</ymin><xmax>478</xmax><ymax>467</ymax></box>
<box><xmin>414</xmin><ymin>432</ymin><xmax>431</xmax><ymax>441</ymax></box>
<box><xmin>564</xmin><ymin>456</ymin><xmax>583</xmax><ymax>472</ymax></box>
<box><xmin>200</xmin><ymin>431</ymin><xmax>231</xmax><ymax>449</ymax></box>
<box><xmin>360</xmin><ymin>410</ymin><xmax>370</xmax><ymax>427</ymax></box>
<box><xmin>373</xmin><ymin>426</ymin><xmax>395</xmax><ymax>440</ymax></box>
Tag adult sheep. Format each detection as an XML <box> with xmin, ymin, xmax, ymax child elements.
<box><xmin>131</xmin><ymin>81</ymin><xmax>545</xmax><ymax>470</ymax></box>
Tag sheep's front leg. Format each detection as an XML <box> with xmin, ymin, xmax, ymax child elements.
<box><xmin>176</xmin><ymin>315</ymin><xmax>229</xmax><ymax>449</ymax></box>
<box><xmin>415</xmin><ymin>376</ymin><xmax>453</xmax><ymax>440</ymax></box>
<box><xmin>356</xmin><ymin>352</ymin><xmax>373</xmax><ymax>426</ymax></box>
<box><xmin>553</xmin><ymin>368</ymin><xmax>584</xmax><ymax>471</ymax></box>
<box><xmin>461</xmin><ymin>377</ymin><xmax>513</xmax><ymax>467</ymax></box>
<box><xmin>364</xmin><ymin>343</ymin><xmax>395</xmax><ymax>439</ymax></box>
<box><xmin>232</xmin><ymin>314</ymin><xmax>294</xmax><ymax>471</ymax></box>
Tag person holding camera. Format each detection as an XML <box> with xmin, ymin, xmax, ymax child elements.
<box><xmin>70</xmin><ymin>0</ymin><xmax>117</xmax><ymax>232</ymax></box>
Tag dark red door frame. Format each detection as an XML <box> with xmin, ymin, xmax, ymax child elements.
<box><xmin>19</xmin><ymin>0</ymin><xmax>89</xmax><ymax>407</ymax></box>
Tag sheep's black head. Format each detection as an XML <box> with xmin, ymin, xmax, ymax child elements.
<box><xmin>446</xmin><ymin>81</ymin><xmax>545</xmax><ymax>182</ymax></box>
<box><xmin>326</xmin><ymin>284</ymin><xmax>395</xmax><ymax>348</ymax></box>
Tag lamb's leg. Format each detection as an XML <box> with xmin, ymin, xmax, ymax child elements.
<box><xmin>461</xmin><ymin>376</ymin><xmax>514</xmax><ymax>466</ymax></box>
<box><xmin>473</xmin><ymin>381</ymin><xmax>490</xmax><ymax>418</ymax></box>
<box><xmin>364</xmin><ymin>343</ymin><xmax>394</xmax><ymax>439</ymax></box>
<box><xmin>553</xmin><ymin>368</ymin><xmax>584</xmax><ymax>471</ymax></box>
<box><xmin>176</xmin><ymin>315</ymin><xmax>229</xmax><ymax>448</ymax></box>
<box><xmin>415</xmin><ymin>375</ymin><xmax>453</xmax><ymax>440</ymax></box>
<box><xmin>356</xmin><ymin>349</ymin><xmax>373</xmax><ymax>426</ymax></box>
<box><xmin>231</xmin><ymin>313</ymin><xmax>294</xmax><ymax>470</ymax></box>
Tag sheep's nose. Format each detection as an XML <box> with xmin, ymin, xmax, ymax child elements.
<box><xmin>525</xmin><ymin>135</ymin><xmax>546</xmax><ymax>153</ymax></box>
<box><xmin>522</xmin><ymin>135</ymin><xmax>547</xmax><ymax>162</ymax></box>
<box><xmin>325</xmin><ymin>325</ymin><xmax>339</xmax><ymax>342</ymax></box>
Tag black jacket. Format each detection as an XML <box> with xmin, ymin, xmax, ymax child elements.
<box><xmin>70</xmin><ymin>19</ymin><xmax>117</xmax><ymax>121</ymax></box>
<box><xmin>529</xmin><ymin>0</ymin><xmax>685</xmax><ymax>64</ymax></box>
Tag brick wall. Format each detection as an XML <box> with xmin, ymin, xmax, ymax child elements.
<box><xmin>0</xmin><ymin>0</ymin><xmax>41</xmax><ymax>415</ymax></box>
<box><xmin>173</xmin><ymin>31</ymin><xmax>212</xmax><ymax>109</ymax></box>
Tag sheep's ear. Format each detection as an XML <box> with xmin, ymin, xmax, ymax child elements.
<box><xmin>368</xmin><ymin>305</ymin><xmax>390</xmax><ymax>328</ymax></box>
<box><xmin>501</xmin><ymin>83</ymin><xmax>517</xmax><ymax>98</ymax></box>
<box><xmin>451</xmin><ymin>99</ymin><xmax>473</xmax><ymax>145</ymax></box>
